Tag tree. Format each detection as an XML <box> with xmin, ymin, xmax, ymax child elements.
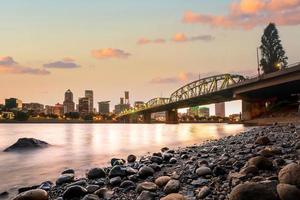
<box><xmin>260</xmin><ymin>23</ymin><xmax>288</xmax><ymax>74</ymax></box>
<box><xmin>14</xmin><ymin>111</ymin><xmax>30</xmax><ymax>121</ymax></box>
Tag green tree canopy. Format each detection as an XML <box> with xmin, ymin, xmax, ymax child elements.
<box><xmin>260</xmin><ymin>23</ymin><xmax>288</xmax><ymax>74</ymax></box>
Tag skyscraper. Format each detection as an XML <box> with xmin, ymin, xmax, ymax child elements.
<box><xmin>79</xmin><ymin>97</ymin><xmax>89</xmax><ymax>116</ymax></box>
<box><xmin>85</xmin><ymin>90</ymin><xmax>94</xmax><ymax>113</ymax></box>
<box><xmin>98</xmin><ymin>101</ymin><xmax>110</xmax><ymax>115</ymax></box>
<box><xmin>63</xmin><ymin>89</ymin><xmax>75</xmax><ymax>114</ymax></box>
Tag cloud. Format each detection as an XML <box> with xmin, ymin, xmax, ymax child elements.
<box><xmin>0</xmin><ymin>56</ymin><xmax>50</xmax><ymax>75</ymax></box>
<box><xmin>91</xmin><ymin>48</ymin><xmax>131</xmax><ymax>59</ymax></box>
<box><xmin>172</xmin><ymin>33</ymin><xmax>214</xmax><ymax>42</ymax></box>
<box><xmin>43</xmin><ymin>59</ymin><xmax>80</xmax><ymax>69</ymax></box>
<box><xmin>137</xmin><ymin>38</ymin><xmax>166</xmax><ymax>45</ymax></box>
<box><xmin>183</xmin><ymin>0</ymin><xmax>300</xmax><ymax>29</ymax></box>
<box><xmin>150</xmin><ymin>72</ymin><xmax>199</xmax><ymax>84</ymax></box>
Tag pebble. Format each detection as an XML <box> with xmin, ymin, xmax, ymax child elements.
<box><xmin>161</xmin><ymin>193</ymin><xmax>186</xmax><ymax>200</ymax></box>
<box><xmin>13</xmin><ymin>189</ymin><xmax>48</xmax><ymax>200</ymax></box>
<box><xmin>164</xmin><ymin>179</ymin><xmax>180</xmax><ymax>194</ymax></box>
<box><xmin>86</xmin><ymin>168</ymin><xmax>106</xmax><ymax>179</ymax></box>
<box><xmin>62</xmin><ymin>185</ymin><xmax>87</xmax><ymax>200</ymax></box>
<box><xmin>138</xmin><ymin>166</ymin><xmax>155</xmax><ymax>178</ymax></box>
<box><xmin>155</xmin><ymin>176</ymin><xmax>171</xmax><ymax>187</ymax></box>
<box><xmin>136</xmin><ymin>182</ymin><xmax>158</xmax><ymax>193</ymax></box>
<box><xmin>56</xmin><ymin>174</ymin><xmax>74</xmax><ymax>185</ymax></box>
<box><xmin>196</xmin><ymin>166</ymin><xmax>212</xmax><ymax>177</ymax></box>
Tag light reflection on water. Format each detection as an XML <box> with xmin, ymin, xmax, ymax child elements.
<box><xmin>0</xmin><ymin>123</ymin><xmax>247</xmax><ymax>193</ymax></box>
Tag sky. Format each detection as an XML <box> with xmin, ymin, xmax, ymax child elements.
<box><xmin>0</xmin><ymin>0</ymin><xmax>300</xmax><ymax>115</ymax></box>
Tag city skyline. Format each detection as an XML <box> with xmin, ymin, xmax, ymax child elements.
<box><xmin>1</xmin><ymin>0</ymin><xmax>299</xmax><ymax>114</ymax></box>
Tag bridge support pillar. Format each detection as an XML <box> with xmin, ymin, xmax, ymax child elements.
<box><xmin>242</xmin><ymin>100</ymin><xmax>266</xmax><ymax>121</ymax></box>
<box><xmin>143</xmin><ymin>113</ymin><xmax>152</xmax><ymax>123</ymax></box>
<box><xmin>166</xmin><ymin>109</ymin><xmax>179</xmax><ymax>124</ymax></box>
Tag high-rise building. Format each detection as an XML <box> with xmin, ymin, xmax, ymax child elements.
<box><xmin>215</xmin><ymin>102</ymin><xmax>225</xmax><ymax>117</ymax></box>
<box><xmin>85</xmin><ymin>90</ymin><xmax>94</xmax><ymax>113</ymax></box>
<box><xmin>63</xmin><ymin>89</ymin><xmax>75</xmax><ymax>114</ymax></box>
<box><xmin>79</xmin><ymin>97</ymin><xmax>90</xmax><ymax>116</ymax></box>
<box><xmin>98</xmin><ymin>101</ymin><xmax>110</xmax><ymax>115</ymax></box>
<box><xmin>124</xmin><ymin>91</ymin><xmax>129</xmax><ymax>104</ymax></box>
<box><xmin>5</xmin><ymin>98</ymin><xmax>22</xmax><ymax>110</ymax></box>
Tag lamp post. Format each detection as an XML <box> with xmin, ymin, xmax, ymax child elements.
<box><xmin>257</xmin><ymin>47</ymin><xmax>261</xmax><ymax>77</ymax></box>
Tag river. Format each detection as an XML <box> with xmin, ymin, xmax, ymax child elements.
<box><xmin>0</xmin><ymin>123</ymin><xmax>248</xmax><ymax>194</ymax></box>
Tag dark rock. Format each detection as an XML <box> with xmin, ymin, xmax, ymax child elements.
<box><xmin>62</xmin><ymin>185</ymin><xmax>87</xmax><ymax>200</ymax></box>
<box><xmin>111</xmin><ymin>158</ymin><xmax>125</xmax><ymax>166</ymax></box>
<box><xmin>18</xmin><ymin>185</ymin><xmax>39</xmax><ymax>194</ymax></box>
<box><xmin>109</xmin><ymin>176</ymin><xmax>122</xmax><ymax>186</ymax></box>
<box><xmin>255</xmin><ymin>136</ymin><xmax>270</xmax><ymax>145</ymax></box>
<box><xmin>62</xmin><ymin>169</ymin><xmax>75</xmax><ymax>174</ymax></box>
<box><xmin>4</xmin><ymin>138</ymin><xmax>49</xmax><ymax>152</ymax></box>
<box><xmin>127</xmin><ymin>154</ymin><xmax>137</xmax><ymax>163</ymax></box>
<box><xmin>169</xmin><ymin>157</ymin><xmax>177</xmax><ymax>164</ymax></box>
<box><xmin>138</xmin><ymin>166</ymin><xmax>155</xmax><ymax>178</ymax></box>
<box><xmin>13</xmin><ymin>189</ymin><xmax>48</xmax><ymax>200</ymax></box>
<box><xmin>164</xmin><ymin>179</ymin><xmax>180</xmax><ymax>194</ymax></box>
<box><xmin>150</xmin><ymin>156</ymin><xmax>163</xmax><ymax>164</ymax></box>
<box><xmin>213</xmin><ymin>166</ymin><xmax>227</xmax><ymax>176</ymax></box>
<box><xmin>137</xmin><ymin>191</ymin><xmax>156</xmax><ymax>200</ymax></box>
<box><xmin>109</xmin><ymin>165</ymin><xmax>126</xmax><ymax>178</ymax></box>
<box><xmin>56</xmin><ymin>174</ymin><xmax>74</xmax><ymax>185</ymax></box>
<box><xmin>120</xmin><ymin>180</ymin><xmax>136</xmax><ymax>189</ymax></box>
<box><xmin>229</xmin><ymin>181</ymin><xmax>278</xmax><ymax>200</ymax></box>
<box><xmin>0</xmin><ymin>191</ymin><xmax>8</xmax><ymax>197</ymax></box>
<box><xmin>161</xmin><ymin>193</ymin><xmax>185</xmax><ymax>200</ymax></box>
<box><xmin>278</xmin><ymin>163</ymin><xmax>300</xmax><ymax>187</ymax></box>
<box><xmin>277</xmin><ymin>183</ymin><xmax>300</xmax><ymax>200</ymax></box>
<box><xmin>86</xmin><ymin>168</ymin><xmax>106</xmax><ymax>179</ymax></box>
<box><xmin>39</xmin><ymin>181</ymin><xmax>52</xmax><ymax>191</ymax></box>
<box><xmin>82</xmin><ymin>194</ymin><xmax>100</xmax><ymax>200</ymax></box>
<box><xmin>86</xmin><ymin>185</ymin><xmax>100</xmax><ymax>193</ymax></box>
<box><xmin>162</xmin><ymin>153</ymin><xmax>173</xmax><ymax>161</ymax></box>
<box><xmin>247</xmin><ymin>156</ymin><xmax>273</xmax><ymax>170</ymax></box>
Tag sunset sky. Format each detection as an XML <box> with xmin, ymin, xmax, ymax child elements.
<box><xmin>1</xmin><ymin>0</ymin><xmax>300</xmax><ymax>115</ymax></box>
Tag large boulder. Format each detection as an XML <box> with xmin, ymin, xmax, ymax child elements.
<box><xmin>62</xmin><ymin>186</ymin><xmax>87</xmax><ymax>200</ymax></box>
<box><xmin>13</xmin><ymin>189</ymin><xmax>48</xmax><ymax>200</ymax></box>
<box><xmin>278</xmin><ymin>163</ymin><xmax>300</xmax><ymax>187</ymax></box>
<box><xmin>277</xmin><ymin>183</ymin><xmax>300</xmax><ymax>200</ymax></box>
<box><xmin>229</xmin><ymin>181</ymin><xmax>278</xmax><ymax>200</ymax></box>
<box><xmin>164</xmin><ymin>180</ymin><xmax>180</xmax><ymax>194</ymax></box>
<box><xmin>86</xmin><ymin>168</ymin><xmax>106</xmax><ymax>179</ymax></box>
<box><xmin>247</xmin><ymin>156</ymin><xmax>273</xmax><ymax>170</ymax></box>
<box><xmin>4</xmin><ymin>138</ymin><xmax>49</xmax><ymax>152</ymax></box>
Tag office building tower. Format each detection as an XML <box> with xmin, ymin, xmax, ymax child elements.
<box><xmin>63</xmin><ymin>89</ymin><xmax>75</xmax><ymax>114</ymax></box>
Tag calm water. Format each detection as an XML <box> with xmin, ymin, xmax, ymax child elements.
<box><xmin>0</xmin><ymin>123</ymin><xmax>247</xmax><ymax>194</ymax></box>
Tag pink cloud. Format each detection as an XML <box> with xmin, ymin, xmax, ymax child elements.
<box><xmin>137</xmin><ymin>38</ymin><xmax>166</xmax><ymax>45</ymax></box>
<box><xmin>183</xmin><ymin>0</ymin><xmax>300</xmax><ymax>29</ymax></box>
<box><xmin>172</xmin><ymin>33</ymin><xmax>214</xmax><ymax>42</ymax></box>
<box><xmin>150</xmin><ymin>72</ymin><xmax>199</xmax><ymax>84</ymax></box>
<box><xmin>0</xmin><ymin>56</ymin><xmax>50</xmax><ymax>75</ymax></box>
<box><xmin>91</xmin><ymin>48</ymin><xmax>131</xmax><ymax>59</ymax></box>
<box><xmin>43</xmin><ymin>59</ymin><xmax>80</xmax><ymax>69</ymax></box>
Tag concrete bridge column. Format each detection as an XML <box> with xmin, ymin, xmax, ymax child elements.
<box><xmin>242</xmin><ymin>100</ymin><xmax>266</xmax><ymax>121</ymax></box>
<box><xmin>143</xmin><ymin>113</ymin><xmax>152</xmax><ymax>123</ymax></box>
<box><xmin>166</xmin><ymin>109</ymin><xmax>179</xmax><ymax>124</ymax></box>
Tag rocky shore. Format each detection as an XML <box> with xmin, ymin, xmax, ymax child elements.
<box><xmin>8</xmin><ymin>124</ymin><xmax>300</xmax><ymax>200</ymax></box>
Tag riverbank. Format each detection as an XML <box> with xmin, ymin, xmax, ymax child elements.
<box><xmin>5</xmin><ymin>123</ymin><xmax>300</xmax><ymax>200</ymax></box>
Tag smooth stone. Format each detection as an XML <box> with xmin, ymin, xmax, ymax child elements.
<box><xmin>196</xmin><ymin>166</ymin><xmax>212</xmax><ymax>176</ymax></box>
<box><xmin>164</xmin><ymin>179</ymin><xmax>180</xmax><ymax>194</ymax></box>
<box><xmin>82</xmin><ymin>194</ymin><xmax>100</xmax><ymax>200</ymax></box>
<box><xmin>127</xmin><ymin>154</ymin><xmax>137</xmax><ymax>163</ymax></box>
<box><xmin>169</xmin><ymin>158</ymin><xmax>177</xmax><ymax>164</ymax></box>
<box><xmin>86</xmin><ymin>185</ymin><xmax>100</xmax><ymax>193</ymax></box>
<box><xmin>13</xmin><ymin>189</ymin><xmax>48</xmax><ymax>200</ymax></box>
<box><xmin>229</xmin><ymin>182</ymin><xmax>278</xmax><ymax>200</ymax></box>
<box><xmin>109</xmin><ymin>165</ymin><xmax>127</xmax><ymax>178</ymax></box>
<box><xmin>63</xmin><ymin>186</ymin><xmax>87</xmax><ymax>200</ymax></box>
<box><xmin>161</xmin><ymin>193</ymin><xmax>186</xmax><ymax>200</ymax></box>
<box><xmin>120</xmin><ymin>180</ymin><xmax>136</xmax><ymax>189</ymax></box>
<box><xmin>197</xmin><ymin>186</ymin><xmax>210</xmax><ymax>199</ymax></box>
<box><xmin>0</xmin><ymin>191</ymin><xmax>8</xmax><ymax>197</ymax></box>
<box><xmin>240</xmin><ymin>166</ymin><xmax>259</xmax><ymax>175</ymax></box>
<box><xmin>255</xmin><ymin>136</ymin><xmax>270</xmax><ymax>145</ymax></box>
<box><xmin>278</xmin><ymin>163</ymin><xmax>300</xmax><ymax>187</ymax></box>
<box><xmin>247</xmin><ymin>156</ymin><xmax>273</xmax><ymax>170</ymax></box>
<box><xmin>150</xmin><ymin>156</ymin><xmax>163</xmax><ymax>164</ymax></box>
<box><xmin>56</xmin><ymin>174</ymin><xmax>74</xmax><ymax>185</ymax></box>
<box><xmin>162</xmin><ymin>153</ymin><xmax>173</xmax><ymax>161</ymax></box>
<box><xmin>155</xmin><ymin>176</ymin><xmax>171</xmax><ymax>187</ymax></box>
<box><xmin>138</xmin><ymin>166</ymin><xmax>155</xmax><ymax>178</ymax></box>
<box><xmin>277</xmin><ymin>183</ymin><xmax>300</xmax><ymax>200</ymax></box>
<box><xmin>86</xmin><ymin>168</ymin><xmax>106</xmax><ymax>179</ymax></box>
<box><xmin>137</xmin><ymin>191</ymin><xmax>156</xmax><ymax>200</ymax></box>
<box><xmin>109</xmin><ymin>176</ymin><xmax>122</xmax><ymax>186</ymax></box>
<box><xmin>111</xmin><ymin>158</ymin><xmax>125</xmax><ymax>166</ymax></box>
<box><xmin>126</xmin><ymin>167</ymin><xmax>138</xmax><ymax>175</ymax></box>
<box><xmin>62</xmin><ymin>169</ymin><xmax>75</xmax><ymax>174</ymax></box>
<box><xmin>136</xmin><ymin>182</ymin><xmax>158</xmax><ymax>193</ymax></box>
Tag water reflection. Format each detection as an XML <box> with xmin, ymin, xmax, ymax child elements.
<box><xmin>0</xmin><ymin>123</ymin><xmax>247</xmax><ymax>193</ymax></box>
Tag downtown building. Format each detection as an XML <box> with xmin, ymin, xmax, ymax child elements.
<box><xmin>5</xmin><ymin>98</ymin><xmax>22</xmax><ymax>111</ymax></box>
<box><xmin>22</xmin><ymin>103</ymin><xmax>44</xmax><ymax>115</ymax></box>
<box><xmin>85</xmin><ymin>90</ymin><xmax>94</xmax><ymax>113</ymax></box>
<box><xmin>98</xmin><ymin>101</ymin><xmax>110</xmax><ymax>115</ymax></box>
<box><xmin>215</xmin><ymin>102</ymin><xmax>225</xmax><ymax>117</ymax></box>
<box><xmin>78</xmin><ymin>97</ymin><xmax>90</xmax><ymax>116</ymax></box>
<box><xmin>63</xmin><ymin>89</ymin><xmax>75</xmax><ymax>114</ymax></box>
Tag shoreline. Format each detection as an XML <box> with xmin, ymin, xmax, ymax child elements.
<box><xmin>4</xmin><ymin>123</ymin><xmax>300</xmax><ymax>200</ymax></box>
